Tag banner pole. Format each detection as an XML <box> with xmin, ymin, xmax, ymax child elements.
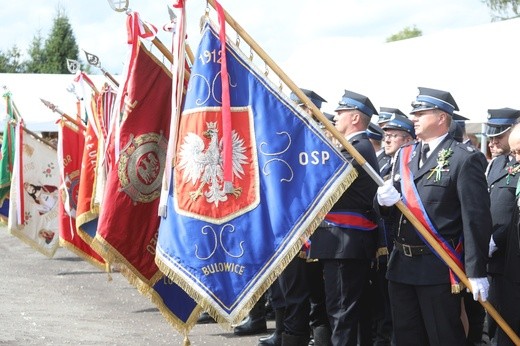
<box><xmin>205</xmin><ymin>1</ymin><xmax>520</xmax><ymax>344</ymax></box>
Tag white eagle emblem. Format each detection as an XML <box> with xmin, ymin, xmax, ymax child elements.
<box><xmin>178</xmin><ymin>121</ymin><xmax>248</xmax><ymax>206</ymax></box>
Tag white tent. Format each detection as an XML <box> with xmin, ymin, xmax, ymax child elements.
<box><xmin>0</xmin><ymin>73</ymin><xmax>114</xmax><ymax>132</ymax></box>
<box><xmin>2</xmin><ymin>18</ymin><xmax>520</xmax><ymax>133</ymax></box>
<box><xmin>281</xmin><ymin>17</ymin><xmax>520</xmax><ymax>128</ymax></box>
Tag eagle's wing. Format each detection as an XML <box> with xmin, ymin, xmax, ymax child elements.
<box><xmin>178</xmin><ymin>132</ymin><xmax>206</xmax><ymax>185</ymax></box>
<box><xmin>219</xmin><ymin>130</ymin><xmax>248</xmax><ymax>179</ymax></box>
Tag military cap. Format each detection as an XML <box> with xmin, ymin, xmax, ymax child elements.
<box><xmin>410</xmin><ymin>87</ymin><xmax>459</xmax><ymax>115</ymax></box>
<box><xmin>290</xmin><ymin>88</ymin><xmax>327</xmax><ymax>109</ymax></box>
<box><xmin>335</xmin><ymin>89</ymin><xmax>378</xmax><ymax>117</ymax></box>
<box><xmin>323</xmin><ymin>112</ymin><xmax>335</xmax><ymax>123</ymax></box>
<box><xmin>485</xmin><ymin>107</ymin><xmax>520</xmax><ymax>137</ymax></box>
<box><xmin>449</xmin><ymin>121</ymin><xmax>464</xmax><ymax>142</ymax></box>
<box><xmin>378</xmin><ymin>107</ymin><xmax>407</xmax><ymax>125</ymax></box>
<box><xmin>382</xmin><ymin>114</ymin><xmax>416</xmax><ymax>139</ymax></box>
<box><xmin>366</xmin><ymin>122</ymin><xmax>384</xmax><ymax>141</ymax></box>
<box><xmin>453</xmin><ymin>113</ymin><xmax>468</xmax><ymax>132</ymax></box>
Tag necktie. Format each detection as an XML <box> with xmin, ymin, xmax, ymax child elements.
<box><xmin>420</xmin><ymin>143</ymin><xmax>430</xmax><ymax>167</ymax></box>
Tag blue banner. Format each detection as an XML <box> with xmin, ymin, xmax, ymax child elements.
<box><xmin>155</xmin><ymin>22</ymin><xmax>356</xmax><ymax>324</ymax></box>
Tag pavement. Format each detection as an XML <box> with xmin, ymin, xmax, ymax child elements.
<box><xmin>0</xmin><ymin>226</ymin><xmax>273</xmax><ymax>345</ymax></box>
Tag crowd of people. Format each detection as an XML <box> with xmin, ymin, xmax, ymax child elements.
<box><xmin>200</xmin><ymin>87</ymin><xmax>520</xmax><ymax>346</ymax></box>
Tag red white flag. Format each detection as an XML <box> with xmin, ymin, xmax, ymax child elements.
<box><xmin>8</xmin><ymin>124</ymin><xmax>60</xmax><ymax>257</ymax></box>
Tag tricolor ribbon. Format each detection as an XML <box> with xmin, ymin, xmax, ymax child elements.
<box><xmin>399</xmin><ymin>144</ymin><xmax>465</xmax><ymax>292</ymax></box>
<box><xmin>324</xmin><ymin>211</ymin><xmax>378</xmax><ymax>231</ymax></box>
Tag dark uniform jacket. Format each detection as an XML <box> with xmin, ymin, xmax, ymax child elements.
<box><xmin>504</xmin><ymin>200</ymin><xmax>520</xmax><ymax>283</ymax></box>
<box><xmin>386</xmin><ymin>135</ymin><xmax>492</xmax><ymax>285</ymax></box>
<box><xmin>487</xmin><ymin>155</ymin><xmax>520</xmax><ymax>276</ymax></box>
<box><xmin>310</xmin><ymin>132</ymin><xmax>378</xmax><ymax>259</ymax></box>
<box><xmin>378</xmin><ymin>152</ymin><xmax>392</xmax><ymax>179</ymax></box>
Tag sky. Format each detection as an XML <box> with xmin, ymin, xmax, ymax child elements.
<box><xmin>1</xmin><ymin>0</ymin><xmax>493</xmax><ymax>73</ymax></box>
<box><xmin>1</xmin><ymin>0</ymin><xmax>509</xmax><ymax>125</ymax></box>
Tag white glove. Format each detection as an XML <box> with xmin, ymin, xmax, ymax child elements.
<box><xmin>467</xmin><ymin>277</ymin><xmax>489</xmax><ymax>301</ymax></box>
<box><xmin>377</xmin><ymin>180</ymin><xmax>401</xmax><ymax>206</ymax></box>
<box><xmin>488</xmin><ymin>236</ymin><xmax>498</xmax><ymax>257</ymax></box>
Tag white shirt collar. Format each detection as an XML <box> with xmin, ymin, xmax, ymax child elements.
<box><xmin>421</xmin><ymin>133</ymin><xmax>448</xmax><ymax>155</ymax></box>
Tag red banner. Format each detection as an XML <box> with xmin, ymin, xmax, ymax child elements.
<box><xmin>58</xmin><ymin>119</ymin><xmax>106</xmax><ymax>269</ymax></box>
<box><xmin>95</xmin><ymin>39</ymin><xmax>172</xmax><ymax>281</ymax></box>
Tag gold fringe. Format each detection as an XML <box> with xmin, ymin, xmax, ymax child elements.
<box><xmin>155</xmin><ymin>166</ymin><xmax>358</xmax><ymax>327</ymax></box>
<box><xmin>9</xmin><ymin>227</ymin><xmax>59</xmax><ymax>258</ymax></box>
<box><xmin>58</xmin><ymin>238</ymin><xmax>107</xmax><ymax>271</ymax></box>
<box><xmin>90</xmin><ymin>235</ymin><xmax>201</xmax><ymax>335</ymax></box>
<box><xmin>452</xmin><ymin>282</ymin><xmax>465</xmax><ymax>294</ymax></box>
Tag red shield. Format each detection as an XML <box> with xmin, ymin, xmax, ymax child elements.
<box><xmin>174</xmin><ymin>108</ymin><xmax>258</xmax><ymax>223</ymax></box>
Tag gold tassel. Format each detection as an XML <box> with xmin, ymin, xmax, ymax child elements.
<box><xmin>183</xmin><ymin>335</ymin><xmax>191</xmax><ymax>346</ymax></box>
<box><xmin>451</xmin><ymin>283</ymin><xmax>464</xmax><ymax>294</ymax></box>
<box><xmin>105</xmin><ymin>262</ymin><xmax>113</xmax><ymax>282</ymax></box>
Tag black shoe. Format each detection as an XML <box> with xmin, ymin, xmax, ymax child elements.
<box><xmin>197</xmin><ymin>312</ymin><xmax>216</xmax><ymax>324</ymax></box>
<box><xmin>234</xmin><ymin>316</ymin><xmax>267</xmax><ymax>336</ymax></box>
<box><xmin>258</xmin><ymin>332</ymin><xmax>282</xmax><ymax>346</ymax></box>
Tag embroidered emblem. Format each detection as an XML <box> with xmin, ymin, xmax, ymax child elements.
<box><xmin>174</xmin><ymin>108</ymin><xmax>258</xmax><ymax>224</ymax></box>
<box><xmin>178</xmin><ymin>121</ymin><xmax>247</xmax><ymax>205</ymax></box>
<box><xmin>61</xmin><ymin>170</ymin><xmax>80</xmax><ymax>218</ymax></box>
<box><xmin>427</xmin><ymin>148</ymin><xmax>453</xmax><ymax>182</ymax></box>
<box><xmin>118</xmin><ymin>132</ymin><xmax>167</xmax><ymax>204</ymax></box>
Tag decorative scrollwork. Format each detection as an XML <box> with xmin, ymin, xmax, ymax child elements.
<box><xmin>211</xmin><ymin>71</ymin><xmax>237</xmax><ymax>104</ymax></box>
<box><xmin>259</xmin><ymin>132</ymin><xmax>293</xmax><ymax>182</ymax></box>
<box><xmin>219</xmin><ymin>224</ymin><xmax>245</xmax><ymax>258</ymax></box>
<box><xmin>187</xmin><ymin>73</ymin><xmax>211</xmax><ymax>105</ymax></box>
<box><xmin>194</xmin><ymin>224</ymin><xmax>245</xmax><ymax>260</ymax></box>
<box><xmin>194</xmin><ymin>225</ymin><xmax>218</xmax><ymax>260</ymax></box>
<box><xmin>263</xmin><ymin>158</ymin><xmax>294</xmax><ymax>183</ymax></box>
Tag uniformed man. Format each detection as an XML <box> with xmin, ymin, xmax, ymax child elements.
<box><xmin>484</xmin><ymin>107</ymin><xmax>520</xmax><ymax>345</ymax></box>
<box><xmin>377</xmin><ymin>107</ymin><xmax>406</xmax><ymax>128</ymax></box>
<box><xmin>310</xmin><ymin>89</ymin><xmax>379</xmax><ymax>346</ymax></box>
<box><xmin>376</xmin><ymin>87</ymin><xmax>492</xmax><ymax>345</ymax></box>
<box><xmin>447</xmin><ymin>111</ymin><xmax>490</xmax><ymax>345</ymax></box>
<box><xmin>367</xmin><ymin>122</ymin><xmax>385</xmax><ymax>154</ymax></box>
<box><xmin>275</xmin><ymin>88</ymin><xmax>331</xmax><ymax>346</ymax></box>
<box><xmin>496</xmin><ymin>122</ymin><xmax>520</xmax><ymax>345</ymax></box>
<box><xmin>371</xmin><ymin>113</ymin><xmax>416</xmax><ymax>345</ymax></box>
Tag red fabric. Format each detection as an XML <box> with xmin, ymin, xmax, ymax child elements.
<box><xmin>59</xmin><ymin>121</ymin><xmax>105</xmax><ymax>265</ymax></box>
<box><xmin>96</xmin><ymin>39</ymin><xmax>172</xmax><ymax>280</ymax></box>
<box><xmin>75</xmin><ymin>118</ymin><xmax>99</xmax><ymax>235</ymax></box>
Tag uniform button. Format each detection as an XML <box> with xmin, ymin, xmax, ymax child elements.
<box><xmin>402</xmin><ymin>219</ymin><xmax>407</xmax><ymax>224</ymax></box>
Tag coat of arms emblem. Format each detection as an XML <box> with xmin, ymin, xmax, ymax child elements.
<box><xmin>118</xmin><ymin>132</ymin><xmax>167</xmax><ymax>204</ymax></box>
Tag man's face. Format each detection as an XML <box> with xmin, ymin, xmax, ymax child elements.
<box><xmin>411</xmin><ymin>109</ymin><xmax>443</xmax><ymax>140</ymax></box>
<box><xmin>333</xmin><ymin>109</ymin><xmax>356</xmax><ymax>135</ymax></box>
<box><xmin>509</xmin><ymin>129</ymin><xmax>520</xmax><ymax>162</ymax></box>
<box><xmin>383</xmin><ymin>129</ymin><xmax>411</xmax><ymax>156</ymax></box>
<box><xmin>488</xmin><ymin>131</ymin><xmax>510</xmax><ymax>158</ymax></box>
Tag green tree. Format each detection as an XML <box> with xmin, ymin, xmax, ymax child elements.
<box><xmin>386</xmin><ymin>25</ymin><xmax>423</xmax><ymax>43</ymax></box>
<box><xmin>482</xmin><ymin>0</ymin><xmax>520</xmax><ymax>20</ymax></box>
<box><xmin>24</xmin><ymin>31</ymin><xmax>46</xmax><ymax>73</ymax></box>
<box><xmin>0</xmin><ymin>46</ymin><xmax>24</xmax><ymax>73</ymax></box>
<box><xmin>41</xmin><ymin>6</ymin><xmax>80</xmax><ymax>73</ymax></box>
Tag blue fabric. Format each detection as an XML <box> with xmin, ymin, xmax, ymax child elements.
<box><xmin>416</xmin><ymin>95</ymin><xmax>455</xmax><ymax>115</ymax></box>
<box><xmin>0</xmin><ymin>198</ymin><xmax>8</xmax><ymax>219</ymax></box>
<box><xmin>156</xmin><ymin>23</ymin><xmax>352</xmax><ymax>321</ymax></box>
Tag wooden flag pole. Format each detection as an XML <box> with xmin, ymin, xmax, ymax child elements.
<box><xmin>40</xmin><ymin>99</ymin><xmax>86</xmax><ymax>131</ymax></box>
<box><xmin>205</xmin><ymin>1</ymin><xmax>520</xmax><ymax>344</ymax></box>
